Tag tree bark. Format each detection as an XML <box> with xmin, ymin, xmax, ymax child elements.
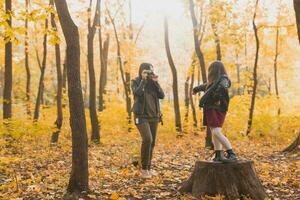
<box><xmin>189</xmin><ymin>0</ymin><xmax>213</xmax><ymax>148</ymax></box>
<box><xmin>189</xmin><ymin>0</ymin><xmax>207</xmax><ymax>83</ymax></box>
<box><xmin>209</xmin><ymin>0</ymin><xmax>222</xmax><ymax>61</ymax></box>
<box><xmin>164</xmin><ymin>19</ymin><xmax>182</xmax><ymax>133</ymax></box>
<box><xmin>124</xmin><ymin>61</ymin><xmax>132</xmax><ymax>129</ymax></box>
<box><xmin>274</xmin><ymin>25</ymin><xmax>280</xmax><ymax>115</ymax></box>
<box><xmin>179</xmin><ymin>160</ymin><xmax>267</xmax><ymax>200</ymax></box>
<box><xmin>189</xmin><ymin>64</ymin><xmax>198</xmax><ymax>130</ymax></box>
<box><xmin>283</xmin><ymin>132</ymin><xmax>300</xmax><ymax>152</ymax></box>
<box><xmin>83</xmin><ymin>62</ymin><xmax>89</xmax><ymax>107</ymax></box>
<box><xmin>98</xmin><ymin>33</ymin><xmax>109</xmax><ymax>111</ymax></box>
<box><xmin>107</xmin><ymin>8</ymin><xmax>132</xmax><ymax>128</ymax></box>
<box><xmin>54</xmin><ymin>0</ymin><xmax>89</xmax><ymax>193</ymax></box>
<box><xmin>62</xmin><ymin>60</ymin><xmax>67</xmax><ymax>91</ymax></box>
<box><xmin>294</xmin><ymin>0</ymin><xmax>300</xmax><ymax>44</ymax></box>
<box><xmin>62</xmin><ymin>56</ymin><xmax>67</xmax><ymax>108</ymax></box>
<box><xmin>184</xmin><ymin>75</ymin><xmax>190</xmax><ymax>124</ymax></box>
<box><xmin>211</xmin><ymin>22</ymin><xmax>222</xmax><ymax>61</ymax></box>
<box><xmin>33</xmin><ymin>17</ymin><xmax>48</xmax><ymax>121</ymax></box>
<box><xmin>98</xmin><ymin>2</ymin><xmax>110</xmax><ymax>112</ymax></box>
<box><xmin>235</xmin><ymin>51</ymin><xmax>241</xmax><ymax>95</ymax></box>
<box><xmin>126</xmin><ymin>0</ymin><xmax>134</xmax><ymax>129</ymax></box>
<box><xmin>87</xmin><ymin>0</ymin><xmax>101</xmax><ymax>143</ymax></box>
<box><xmin>50</xmin><ymin>0</ymin><xmax>63</xmax><ymax>143</ymax></box>
<box><xmin>25</xmin><ymin>0</ymin><xmax>31</xmax><ymax>117</ymax></box>
<box><xmin>246</xmin><ymin>0</ymin><xmax>260</xmax><ymax>135</ymax></box>
<box><xmin>128</xmin><ymin>0</ymin><xmax>133</xmax><ymax>40</ymax></box>
<box><xmin>34</xmin><ymin>47</ymin><xmax>45</xmax><ymax>106</ymax></box>
<box><xmin>3</xmin><ymin>0</ymin><xmax>13</xmax><ymax>119</ymax></box>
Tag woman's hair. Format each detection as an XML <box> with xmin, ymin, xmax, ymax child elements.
<box><xmin>138</xmin><ymin>63</ymin><xmax>153</xmax><ymax>77</ymax></box>
<box><xmin>207</xmin><ymin>61</ymin><xmax>227</xmax><ymax>85</ymax></box>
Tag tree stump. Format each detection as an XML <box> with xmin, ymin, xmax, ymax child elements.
<box><xmin>179</xmin><ymin>160</ymin><xmax>266</xmax><ymax>200</ymax></box>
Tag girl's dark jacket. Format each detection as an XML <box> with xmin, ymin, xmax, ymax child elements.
<box><xmin>193</xmin><ymin>75</ymin><xmax>231</xmax><ymax>112</ymax></box>
<box><xmin>131</xmin><ymin>77</ymin><xmax>165</xmax><ymax>116</ymax></box>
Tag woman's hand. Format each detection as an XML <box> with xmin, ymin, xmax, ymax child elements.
<box><xmin>152</xmin><ymin>74</ymin><xmax>158</xmax><ymax>82</ymax></box>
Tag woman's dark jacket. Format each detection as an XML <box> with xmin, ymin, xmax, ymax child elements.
<box><xmin>131</xmin><ymin>77</ymin><xmax>165</xmax><ymax>116</ymax></box>
<box><xmin>193</xmin><ymin>75</ymin><xmax>231</xmax><ymax>112</ymax></box>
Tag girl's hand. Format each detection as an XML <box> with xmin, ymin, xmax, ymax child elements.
<box><xmin>192</xmin><ymin>87</ymin><xmax>198</xmax><ymax>95</ymax></box>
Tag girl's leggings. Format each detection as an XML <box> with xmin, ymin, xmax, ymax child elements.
<box><xmin>210</xmin><ymin>127</ymin><xmax>232</xmax><ymax>150</ymax></box>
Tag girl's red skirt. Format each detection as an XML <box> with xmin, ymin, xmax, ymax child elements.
<box><xmin>203</xmin><ymin>108</ymin><xmax>226</xmax><ymax>128</ymax></box>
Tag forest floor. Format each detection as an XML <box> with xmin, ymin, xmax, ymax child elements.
<box><xmin>0</xmin><ymin>122</ymin><xmax>299</xmax><ymax>200</ymax></box>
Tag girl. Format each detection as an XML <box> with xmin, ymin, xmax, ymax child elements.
<box><xmin>131</xmin><ymin>63</ymin><xmax>165</xmax><ymax>178</ymax></box>
<box><xmin>193</xmin><ymin>61</ymin><xmax>237</xmax><ymax>162</ymax></box>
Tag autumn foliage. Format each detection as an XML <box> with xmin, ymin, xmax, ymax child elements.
<box><xmin>0</xmin><ymin>0</ymin><xmax>300</xmax><ymax>199</ymax></box>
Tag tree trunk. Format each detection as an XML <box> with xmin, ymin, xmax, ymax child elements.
<box><xmin>267</xmin><ymin>78</ymin><xmax>271</xmax><ymax>95</ymax></box>
<box><xmin>235</xmin><ymin>51</ymin><xmax>241</xmax><ymax>95</ymax></box>
<box><xmin>189</xmin><ymin>64</ymin><xmax>197</xmax><ymax>130</ymax></box>
<box><xmin>189</xmin><ymin>0</ymin><xmax>213</xmax><ymax>148</ymax></box>
<box><xmin>35</xmin><ymin>47</ymin><xmax>45</xmax><ymax>106</ymax></box>
<box><xmin>25</xmin><ymin>0</ymin><xmax>31</xmax><ymax>117</ymax></box>
<box><xmin>3</xmin><ymin>0</ymin><xmax>13</xmax><ymax>120</ymax></box>
<box><xmin>274</xmin><ymin>25</ymin><xmax>280</xmax><ymax>115</ymax></box>
<box><xmin>210</xmin><ymin>11</ymin><xmax>222</xmax><ymax>61</ymax></box>
<box><xmin>164</xmin><ymin>19</ymin><xmax>182</xmax><ymax>133</ymax></box>
<box><xmin>212</xmin><ymin>26</ymin><xmax>222</xmax><ymax>61</ymax></box>
<box><xmin>179</xmin><ymin>160</ymin><xmax>267</xmax><ymax>200</ymax></box>
<box><xmin>54</xmin><ymin>0</ymin><xmax>89</xmax><ymax>194</ymax></box>
<box><xmin>294</xmin><ymin>0</ymin><xmax>300</xmax><ymax>44</ymax></box>
<box><xmin>108</xmin><ymin>9</ymin><xmax>132</xmax><ymax>129</ymax></box>
<box><xmin>124</xmin><ymin>62</ymin><xmax>132</xmax><ymax>130</ymax></box>
<box><xmin>87</xmin><ymin>0</ymin><xmax>101</xmax><ymax>143</ymax></box>
<box><xmin>84</xmin><ymin>62</ymin><xmax>89</xmax><ymax>107</ymax></box>
<box><xmin>128</xmin><ymin>0</ymin><xmax>133</xmax><ymax>40</ymax></box>
<box><xmin>189</xmin><ymin>0</ymin><xmax>207</xmax><ymax>83</ymax></box>
<box><xmin>283</xmin><ymin>132</ymin><xmax>300</xmax><ymax>152</ymax></box>
<box><xmin>98</xmin><ymin>16</ymin><xmax>110</xmax><ymax>112</ymax></box>
<box><xmin>62</xmin><ymin>60</ymin><xmax>67</xmax><ymax>91</ymax></box>
<box><xmin>244</xmin><ymin>33</ymin><xmax>252</xmax><ymax>95</ymax></box>
<box><xmin>197</xmin><ymin>65</ymin><xmax>201</xmax><ymax>85</ymax></box>
<box><xmin>246</xmin><ymin>0</ymin><xmax>260</xmax><ymax>135</ymax></box>
<box><xmin>88</xmin><ymin>35</ymin><xmax>100</xmax><ymax>143</ymax></box>
<box><xmin>126</xmin><ymin>0</ymin><xmax>134</xmax><ymax>129</ymax></box>
<box><xmin>184</xmin><ymin>76</ymin><xmax>190</xmax><ymax>124</ymax></box>
<box><xmin>62</xmin><ymin>57</ymin><xmax>67</xmax><ymax>108</ymax></box>
<box><xmin>33</xmin><ymin>17</ymin><xmax>48</xmax><ymax>121</ymax></box>
<box><xmin>50</xmin><ymin>0</ymin><xmax>63</xmax><ymax>143</ymax></box>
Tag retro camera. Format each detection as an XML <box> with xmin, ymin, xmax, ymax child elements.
<box><xmin>143</xmin><ymin>70</ymin><xmax>157</xmax><ymax>79</ymax></box>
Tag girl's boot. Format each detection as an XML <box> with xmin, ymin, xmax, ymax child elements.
<box><xmin>226</xmin><ymin>149</ymin><xmax>237</xmax><ymax>161</ymax></box>
<box><xmin>213</xmin><ymin>150</ymin><xmax>223</xmax><ymax>162</ymax></box>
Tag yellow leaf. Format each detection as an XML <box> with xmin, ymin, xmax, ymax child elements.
<box><xmin>87</xmin><ymin>194</ymin><xmax>97</xmax><ymax>199</ymax></box>
<box><xmin>110</xmin><ymin>192</ymin><xmax>119</xmax><ymax>200</ymax></box>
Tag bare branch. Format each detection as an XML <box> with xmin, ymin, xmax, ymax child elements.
<box><xmin>134</xmin><ymin>19</ymin><xmax>146</xmax><ymax>44</ymax></box>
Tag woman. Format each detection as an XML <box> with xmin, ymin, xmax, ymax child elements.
<box><xmin>193</xmin><ymin>61</ymin><xmax>237</xmax><ymax>162</ymax></box>
<box><xmin>131</xmin><ymin>63</ymin><xmax>165</xmax><ymax>178</ymax></box>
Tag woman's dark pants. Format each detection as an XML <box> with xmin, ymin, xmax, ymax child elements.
<box><xmin>136</xmin><ymin>121</ymin><xmax>158</xmax><ymax>170</ymax></box>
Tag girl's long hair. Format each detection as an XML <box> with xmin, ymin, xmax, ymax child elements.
<box><xmin>207</xmin><ymin>61</ymin><xmax>227</xmax><ymax>86</ymax></box>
